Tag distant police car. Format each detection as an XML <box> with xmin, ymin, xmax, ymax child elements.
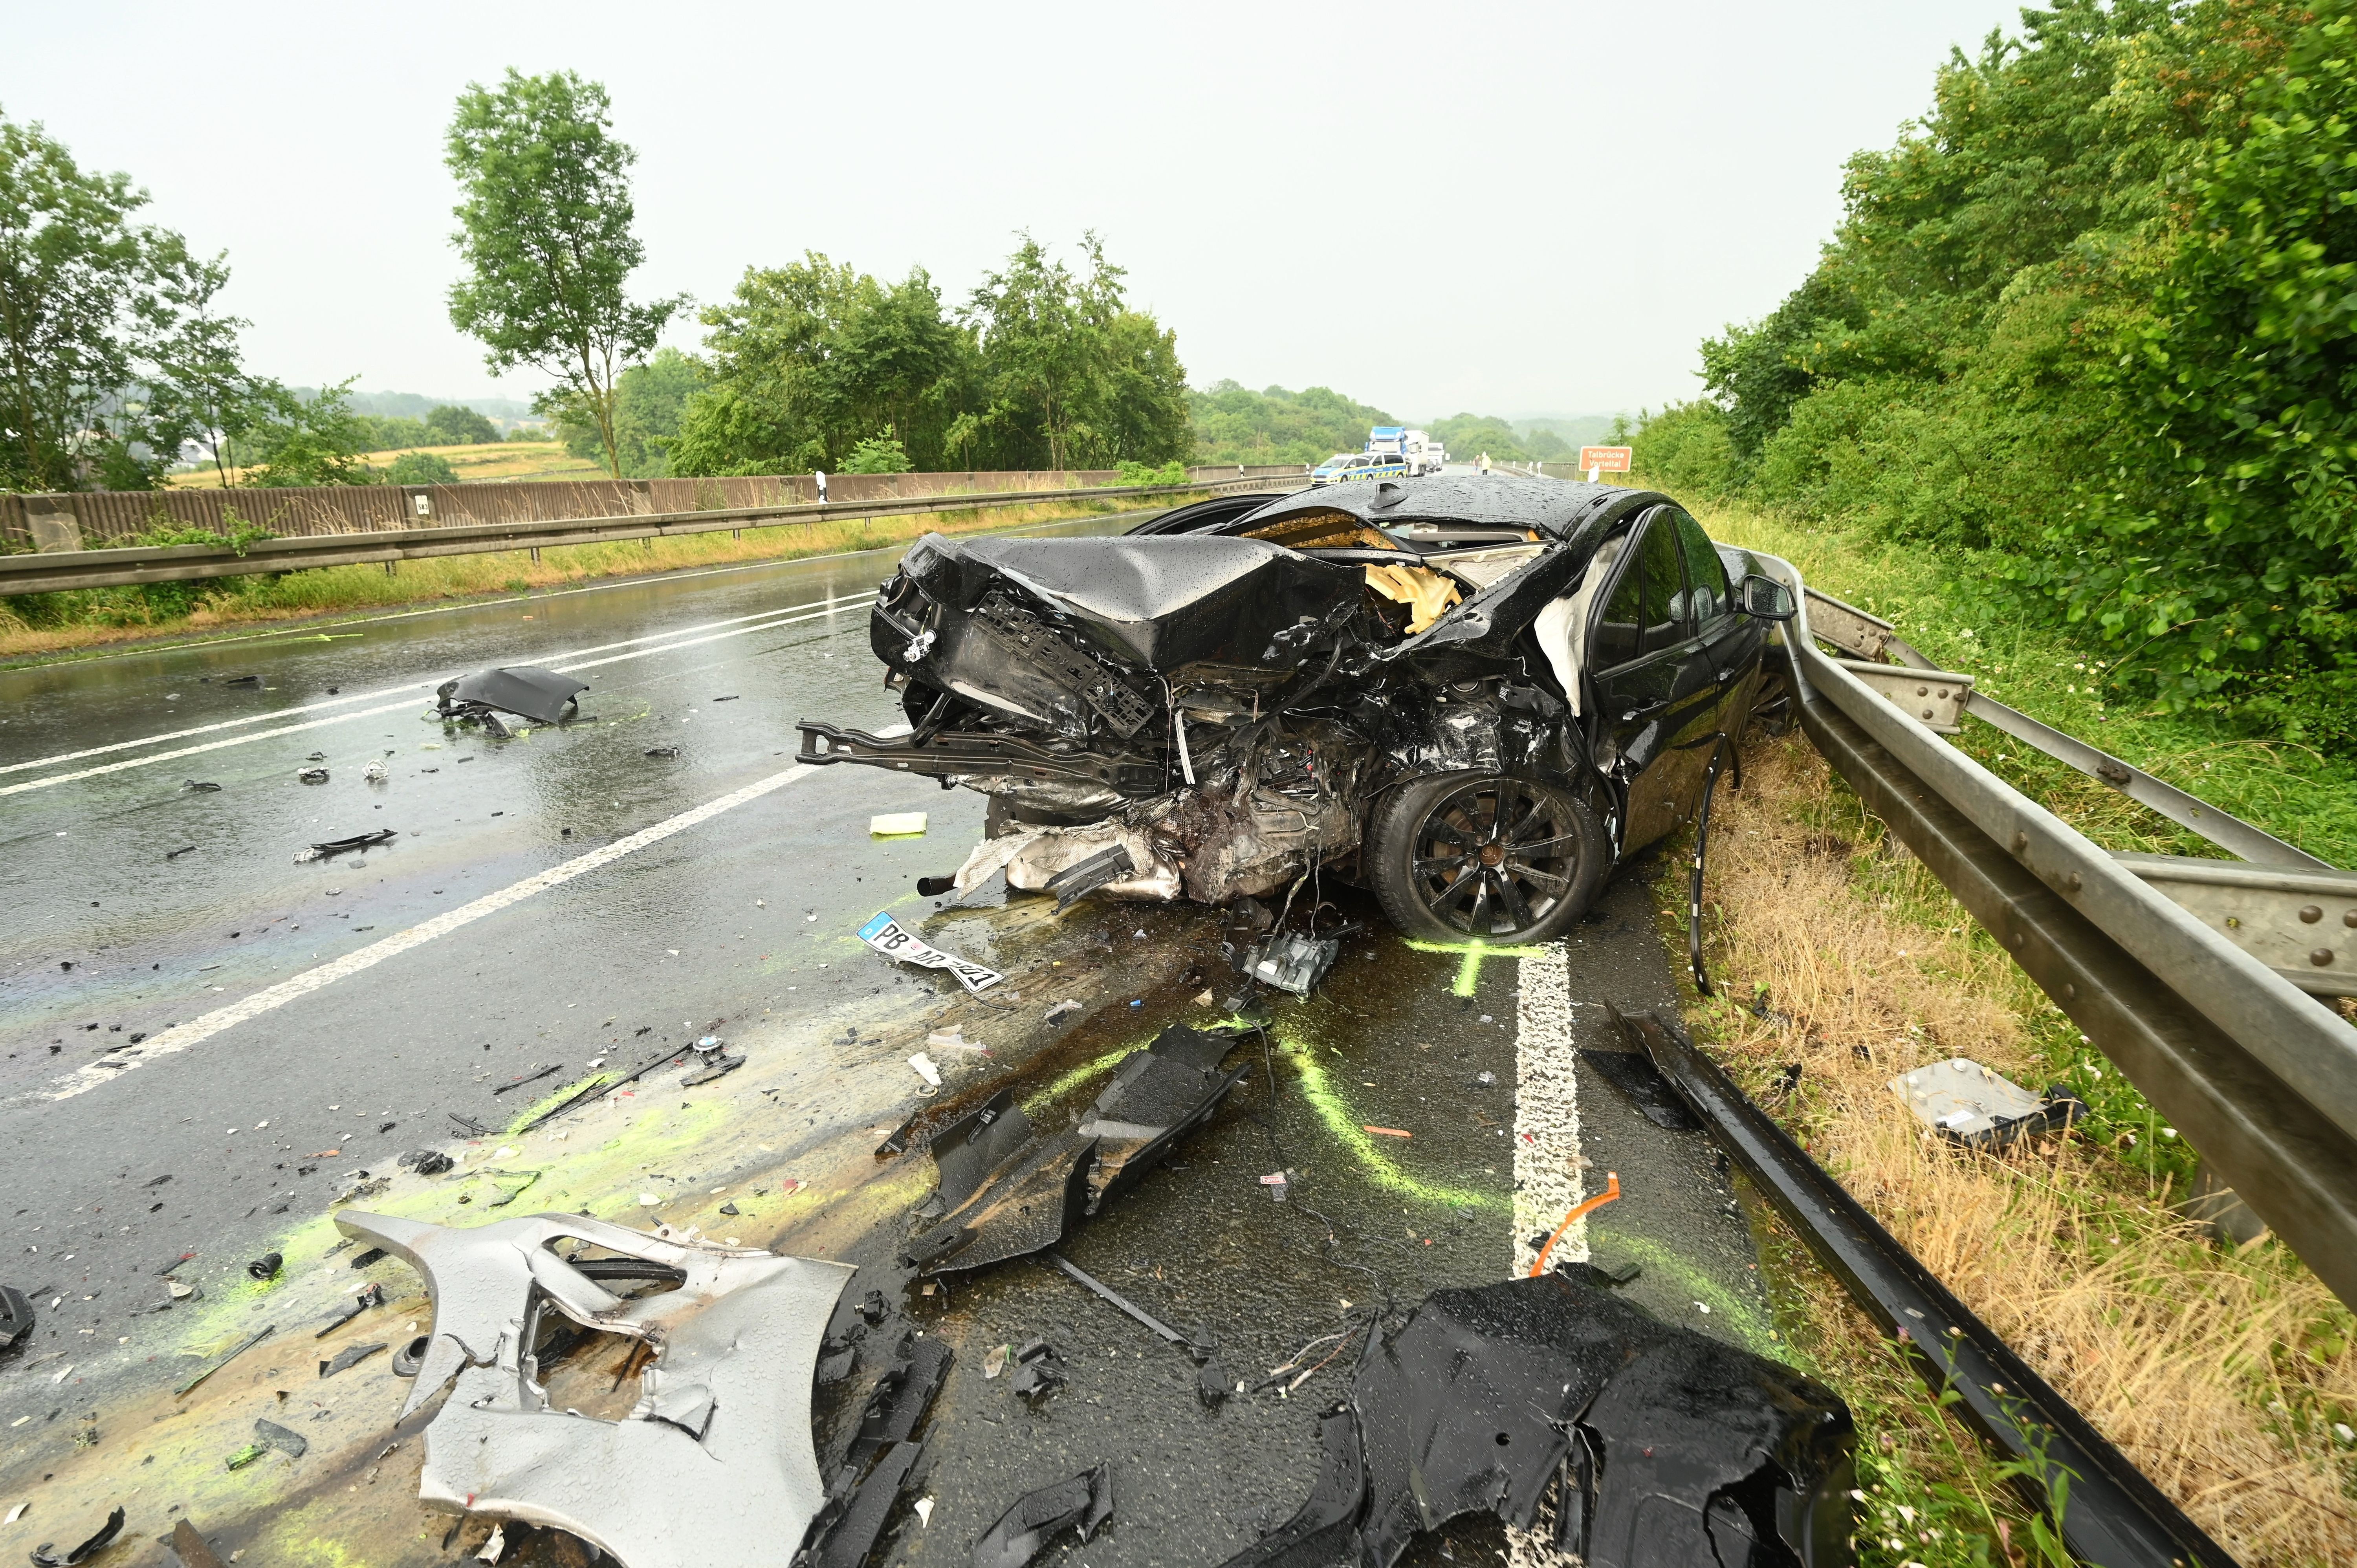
<box><xmin>1310</xmin><ymin>452</ymin><xmax>1409</xmax><ymax>486</ymax></box>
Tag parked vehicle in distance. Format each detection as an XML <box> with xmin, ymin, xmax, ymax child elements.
<box><xmin>1311</xmin><ymin>451</ymin><xmax>1409</xmax><ymax>486</ymax></box>
<box><xmin>797</xmin><ymin>474</ymin><xmax>1798</xmax><ymax>943</ymax></box>
<box><xmin>1367</xmin><ymin>425</ymin><xmax>1445</xmax><ymax>474</ymax></box>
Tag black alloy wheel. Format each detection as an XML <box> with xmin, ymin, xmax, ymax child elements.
<box><xmin>1368</xmin><ymin>770</ymin><xmax>1606</xmax><ymax>943</ymax></box>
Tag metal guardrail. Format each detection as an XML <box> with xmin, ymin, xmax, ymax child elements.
<box><xmin>0</xmin><ymin>475</ymin><xmax>1301</xmax><ymax>597</ymax></box>
<box><xmin>1761</xmin><ymin>556</ymin><xmax>2357</xmax><ymax>1311</ymax></box>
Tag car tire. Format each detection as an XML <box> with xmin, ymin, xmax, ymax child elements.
<box><xmin>1367</xmin><ymin>771</ymin><xmax>1608</xmax><ymax>944</ymax></box>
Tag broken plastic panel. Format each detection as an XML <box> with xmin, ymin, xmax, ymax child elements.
<box><xmin>1246</xmin><ymin>932</ymin><xmax>1340</xmax><ymax>996</ymax></box>
<box><xmin>1222</xmin><ymin>1268</ymin><xmax>1853</xmax><ymax>1568</ymax></box>
<box><xmin>902</xmin><ymin>1026</ymin><xmax>1248</xmax><ymax>1275</ymax></box>
<box><xmin>973</xmin><ymin>1464</ymin><xmax>1114</xmax><ymax>1568</ymax></box>
<box><xmin>1889</xmin><ymin>1058</ymin><xmax>2088</xmax><ymax>1149</ymax></box>
<box><xmin>435</xmin><ymin>666</ymin><xmax>587</xmax><ymax>726</ymax></box>
<box><xmin>335</xmin><ymin>1210</ymin><xmax>852</xmax><ymax>1568</ymax></box>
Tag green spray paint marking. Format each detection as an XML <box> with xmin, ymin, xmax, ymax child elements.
<box><xmin>507</xmin><ymin>1069</ymin><xmax>615</xmax><ymax>1135</ymax></box>
<box><xmin>1401</xmin><ymin>938</ymin><xmax>1550</xmax><ymax>996</ymax></box>
<box><xmin>1274</xmin><ymin>1031</ymin><xmax>1503</xmax><ymax>1212</ymax></box>
<box><xmin>1026</xmin><ymin>1044</ymin><xmax>1146</xmax><ymax>1112</ymax></box>
<box><xmin>1586</xmin><ymin>1227</ymin><xmax>1778</xmax><ymax>1354</ymax></box>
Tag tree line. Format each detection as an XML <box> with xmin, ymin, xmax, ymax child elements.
<box><xmin>1</xmin><ymin>69</ymin><xmax>1190</xmax><ymax>500</ymax></box>
<box><xmin>1633</xmin><ymin>0</ymin><xmax>2357</xmax><ymax>750</ymax></box>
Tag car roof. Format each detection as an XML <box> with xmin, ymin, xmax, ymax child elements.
<box><xmin>1234</xmin><ymin>473</ymin><xmax>1659</xmax><ymax>540</ymax></box>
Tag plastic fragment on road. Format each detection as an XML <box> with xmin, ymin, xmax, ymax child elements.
<box><xmin>1362</xmin><ymin>1126</ymin><xmax>1411</xmax><ymax>1139</ymax></box>
<box><xmin>175</xmin><ymin>1324</ymin><xmax>274</xmax><ymax>1396</ymax></box>
<box><xmin>244</xmin><ymin>1252</ymin><xmax>282</xmax><ymax>1281</ymax></box>
<box><xmin>1261</xmin><ymin>1171</ymin><xmax>1290</xmax><ymax>1202</ymax></box>
<box><xmin>183</xmin><ymin>779</ymin><xmax>222</xmax><ymax>793</ymax></box>
<box><xmin>362</xmin><ymin>760</ymin><xmax>387</xmax><ymax>783</ymax></box>
<box><xmin>858</xmin><ymin>912</ymin><xmax>1004</xmax><ymax>994</ymax></box>
<box><xmin>168</xmin><ymin>1518</ymin><xmax>227</xmax><ymax>1568</ymax></box>
<box><xmin>908</xmin><ymin>1053</ymin><xmax>943</xmax><ymax>1089</ymax></box>
<box><xmin>28</xmin><ymin>1505</ymin><xmax>123</xmax><ymax>1567</ymax></box>
<box><xmin>396</xmin><ymin>1149</ymin><xmax>454</xmax><ymax>1176</ymax></box>
<box><xmin>313</xmin><ymin>1282</ymin><xmax>385</xmax><ymax>1337</ymax></box>
<box><xmin>475</xmin><ymin>1523</ymin><xmax>505</xmax><ymax>1563</ymax></box>
<box><xmin>1043</xmin><ymin>1252</ymin><xmax>1230</xmax><ymax>1407</ymax></box>
<box><xmin>984</xmin><ymin>1343</ymin><xmax>1010</xmax><ymax>1379</ymax></box>
<box><xmin>681</xmin><ymin>1051</ymin><xmax>745</xmax><ymax>1086</ymax></box>
<box><xmin>436</xmin><ymin>667</ymin><xmax>586</xmax><ymax>727</ymax></box>
<box><xmin>869</xmin><ymin>812</ymin><xmax>928</xmax><ymax>837</ymax></box>
<box><xmin>1044</xmin><ymin>844</ymin><xmax>1135</xmax><ymax>910</ymax></box>
<box><xmin>902</xmin><ymin>1025</ymin><xmax>1251</xmax><ymax>1275</ymax></box>
<box><xmin>318</xmin><ymin>1341</ymin><xmax>385</xmax><ymax>1378</ymax></box>
<box><xmin>1044</xmin><ymin>1000</ymin><xmax>1081</xmax><ymax>1026</ymax></box>
<box><xmin>334</xmin><ymin>1208</ymin><xmax>853</xmax><ymax>1568</ymax></box>
<box><xmin>1890</xmin><ymin>1057</ymin><xmax>2087</xmax><ymax>1149</ymax></box>
<box><xmin>1247</xmin><ymin>932</ymin><xmax>1340</xmax><ymax>996</ymax></box>
<box><xmin>253</xmin><ymin>1418</ymin><xmax>308</xmax><ymax>1460</ymax></box>
<box><xmin>972</xmin><ymin>1464</ymin><xmax>1113</xmax><ymax>1568</ymax></box>
<box><xmin>1216</xmin><ymin>1268</ymin><xmax>1853</xmax><ymax>1568</ymax></box>
<box><xmin>0</xmin><ymin>1284</ymin><xmax>33</xmax><ymax>1348</ymax></box>
<box><xmin>296</xmin><ymin>767</ymin><xmax>329</xmax><ymax>784</ymax></box>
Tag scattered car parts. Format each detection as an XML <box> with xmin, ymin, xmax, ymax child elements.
<box><xmin>295</xmin><ymin>829</ymin><xmax>396</xmax><ymax>863</ymax></box>
<box><xmin>30</xmin><ymin>1506</ymin><xmax>125</xmax><ymax>1567</ymax></box>
<box><xmin>336</xmin><ymin>1209</ymin><xmax>855</xmax><ymax>1568</ymax></box>
<box><xmin>0</xmin><ymin>1283</ymin><xmax>33</xmax><ymax>1348</ymax></box>
<box><xmin>902</xmin><ymin>1026</ymin><xmax>1249</xmax><ymax>1275</ymax></box>
<box><xmin>1890</xmin><ymin>1056</ymin><xmax>2086</xmax><ymax>1149</ymax></box>
<box><xmin>1221</xmin><ymin>1266</ymin><xmax>1854</xmax><ymax>1568</ymax></box>
<box><xmin>858</xmin><ymin>912</ymin><xmax>1005</xmax><ymax>994</ymax></box>
<box><xmin>436</xmin><ymin>666</ymin><xmax>588</xmax><ymax>727</ymax></box>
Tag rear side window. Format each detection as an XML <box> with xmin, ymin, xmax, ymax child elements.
<box><xmin>1671</xmin><ymin>509</ymin><xmax>1730</xmax><ymax>625</ymax></box>
<box><xmin>1639</xmin><ymin>518</ymin><xmax>1686</xmax><ymax>653</ymax></box>
<box><xmin>1593</xmin><ymin>539</ymin><xmax>1645</xmax><ymax>667</ymax></box>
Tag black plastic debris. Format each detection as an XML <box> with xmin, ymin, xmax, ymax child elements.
<box><xmin>645</xmin><ymin>746</ymin><xmax>680</xmax><ymax>759</ymax></box>
<box><xmin>396</xmin><ymin>1149</ymin><xmax>454</xmax><ymax>1176</ymax></box>
<box><xmin>857</xmin><ymin>1289</ymin><xmax>888</xmax><ymax>1326</ymax></box>
<box><xmin>167</xmin><ymin>1517</ymin><xmax>228</xmax><ymax>1568</ymax></box>
<box><xmin>814</xmin><ymin>1438</ymin><xmax>926</xmax><ymax>1568</ymax></box>
<box><xmin>391</xmin><ymin>1334</ymin><xmax>431</xmax><ymax>1378</ymax></box>
<box><xmin>491</xmin><ymin>1063</ymin><xmax>562</xmax><ymax>1096</ymax></box>
<box><xmin>30</xmin><ymin>1505</ymin><xmax>125</xmax><ymax>1566</ymax></box>
<box><xmin>183</xmin><ymin>779</ymin><xmax>221</xmax><ymax>793</ymax></box>
<box><xmin>1042</xmin><ymin>1252</ymin><xmax>1228</xmax><ymax>1405</ymax></box>
<box><xmin>0</xmin><ymin>1284</ymin><xmax>32</xmax><ymax>1350</ymax></box>
<box><xmin>681</xmin><ymin>1053</ymin><xmax>744</xmax><ymax>1087</ymax></box>
<box><xmin>319</xmin><ymin>1341</ymin><xmax>386</xmax><ymax>1379</ymax></box>
<box><xmin>245</xmin><ymin>1252</ymin><xmax>282</xmax><ymax>1281</ymax></box>
<box><xmin>1010</xmin><ymin>1339</ymin><xmax>1065</xmax><ymax>1404</ymax></box>
<box><xmin>435</xmin><ymin>666</ymin><xmax>587</xmax><ymax>726</ymax></box>
<box><xmin>166</xmin><ymin>846</ymin><xmax>198</xmax><ymax>859</ymax></box>
<box><xmin>853</xmin><ymin>1333</ymin><xmax>954</xmax><ymax>1462</ymax></box>
<box><xmin>1245</xmin><ymin>932</ymin><xmax>1340</xmax><ymax>997</ymax></box>
<box><xmin>874</xmin><ymin>1114</ymin><xmax>922</xmax><ymax>1160</ymax></box>
<box><xmin>347</xmin><ymin>1247</ymin><xmax>386</xmax><ymax>1269</ymax></box>
<box><xmin>1224</xmin><ymin>1268</ymin><xmax>1853</xmax><ymax>1568</ymax></box>
<box><xmin>314</xmin><ymin>1282</ymin><xmax>385</xmax><ymax>1338</ymax></box>
<box><xmin>902</xmin><ymin>1026</ymin><xmax>1250</xmax><ymax>1275</ymax></box>
<box><xmin>916</xmin><ymin>874</ymin><xmax>959</xmax><ymax>897</ymax></box>
<box><xmin>253</xmin><ymin>1417</ymin><xmax>308</xmax><ymax>1459</ymax></box>
<box><xmin>302</xmin><ymin>829</ymin><xmax>395</xmax><ymax>859</ymax></box>
<box><xmin>973</xmin><ymin>1464</ymin><xmax>1113</xmax><ymax>1568</ymax></box>
<box><xmin>296</xmin><ymin>766</ymin><xmax>328</xmax><ymax>784</ymax></box>
<box><xmin>1045</xmin><ymin>844</ymin><xmax>1136</xmax><ymax>910</ymax></box>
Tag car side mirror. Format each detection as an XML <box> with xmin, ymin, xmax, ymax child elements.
<box><xmin>1740</xmin><ymin>574</ymin><xmax>1796</xmax><ymax>621</ymax></box>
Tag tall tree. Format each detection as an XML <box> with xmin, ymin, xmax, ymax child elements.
<box><xmin>0</xmin><ymin>108</ymin><xmax>248</xmax><ymax>493</ymax></box>
<box><xmin>443</xmin><ymin>70</ymin><xmax>681</xmax><ymax>478</ymax></box>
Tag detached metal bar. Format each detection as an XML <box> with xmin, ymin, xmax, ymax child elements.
<box><xmin>1637</xmin><ymin>1011</ymin><xmax>2239</xmax><ymax>1568</ymax></box>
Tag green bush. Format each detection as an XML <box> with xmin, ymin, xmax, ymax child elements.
<box><xmin>1116</xmin><ymin>458</ymin><xmax>1188</xmax><ymax>487</ymax></box>
<box><xmin>386</xmin><ymin>451</ymin><xmax>460</xmax><ymax>485</ymax></box>
<box><xmin>842</xmin><ymin>432</ymin><xmax>913</xmax><ymax>474</ymax></box>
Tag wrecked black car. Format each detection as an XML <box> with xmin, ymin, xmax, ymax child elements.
<box><xmin>798</xmin><ymin>476</ymin><xmax>1794</xmax><ymax>942</ymax></box>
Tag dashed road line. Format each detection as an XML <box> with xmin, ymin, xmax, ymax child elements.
<box><xmin>1512</xmin><ymin>940</ymin><xmax>1587</xmax><ymax>1275</ymax></box>
<box><xmin>20</xmin><ymin>763</ymin><xmax>816</xmax><ymax>1105</ymax></box>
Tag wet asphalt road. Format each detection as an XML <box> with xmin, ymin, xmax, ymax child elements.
<box><xmin>0</xmin><ymin>524</ymin><xmax>1773</xmax><ymax>1568</ymax></box>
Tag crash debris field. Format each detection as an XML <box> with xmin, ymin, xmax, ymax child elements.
<box><xmin>0</xmin><ymin>476</ymin><xmax>2296</xmax><ymax>1568</ymax></box>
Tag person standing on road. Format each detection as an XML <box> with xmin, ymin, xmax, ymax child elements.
<box><xmin>814</xmin><ymin>468</ymin><xmax>829</xmax><ymax>504</ymax></box>
<box><xmin>1477</xmin><ymin>451</ymin><xmax>1491</xmax><ymax>475</ymax></box>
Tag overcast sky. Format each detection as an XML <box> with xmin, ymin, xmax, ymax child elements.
<box><xmin>10</xmin><ymin>2</ymin><xmax>2027</xmax><ymax>421</ymax></box>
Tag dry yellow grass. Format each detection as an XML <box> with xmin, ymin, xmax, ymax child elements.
<box><xmin>168</xmin><ymin>440</ymin><xmax>604</xmax><ymax>488</ymax></box>
<box><xmin>1695</xmin><ymin>734</ymin><xmax>2357</xmax><ymax>1564</ymax></box>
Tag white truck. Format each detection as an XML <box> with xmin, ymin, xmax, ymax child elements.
<box><xmin>1367</xmin><ymin>426</ymin><xmax>1446</xmax><ymax>475</ymax></box>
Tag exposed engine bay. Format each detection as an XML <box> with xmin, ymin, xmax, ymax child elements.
<box><xmin>799</xmin><ymin>476</ymin><xmax>1790</xmax><ymax>944</ymax></box>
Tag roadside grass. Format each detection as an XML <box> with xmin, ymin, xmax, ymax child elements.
<box><xmin>169</xmin><ymin>440</ymin><xmax>605</xmax><ymax>487</ymax></box>
<box><xmin>1683</xmin><ymin>497</ymin><xmax>2357</xmax><ymax>868</ymax></box>
<box><xmin>0</xmin><ymin>493</ymin><xmax>1197</xmax><ymax>665</ymax></box>
<box><xmin>1680</xmin><ymin>735</ymin><xmax>2357</xmax><ymax>1566</ymax></box>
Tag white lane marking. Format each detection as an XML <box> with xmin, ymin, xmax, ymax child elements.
<box><xmin>1512</xmin><ymin>941</ymin><xmax>1586</xmax><ymax>1275</ymax></box>
<box><xmin>2</xmin><ymin>599</ymin><xmax>841</xmax><ymax>775</ymax></box>
<box><xmin>0</xmin><ymin>599</ymin><xmax>858</xmax><ymax>798</ymax></box>
<box><xmin>25</xmin><ymin>764</ymin><xmax>817</xmax><ymax>1104</ymax></box>
<box><xmin>1507</xmin><ymin>940</ymin><xmax>1588</xmax><ymax>1568</ymax></box>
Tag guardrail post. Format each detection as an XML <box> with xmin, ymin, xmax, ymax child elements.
<box><xmin>26</xmin><ymin>495</ymin><xmax>82</xmax><ymax>552</ymax></box>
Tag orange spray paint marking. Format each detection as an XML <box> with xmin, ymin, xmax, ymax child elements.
<box><xmin>1528</xmin><ymin>1172</ymin><xmax>1622</xmax><ymax>1278</ymax></box>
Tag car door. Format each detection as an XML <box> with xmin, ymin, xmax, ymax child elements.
<box><xmin>1667</xmin><ymin>506</ymin><xmax>1763</xmax><ymax>735</ymax></box>
<box><xmin>1591</xmin><ymin>509</ymin><xmax>1720</xmax><ymax>852</ymax></box>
